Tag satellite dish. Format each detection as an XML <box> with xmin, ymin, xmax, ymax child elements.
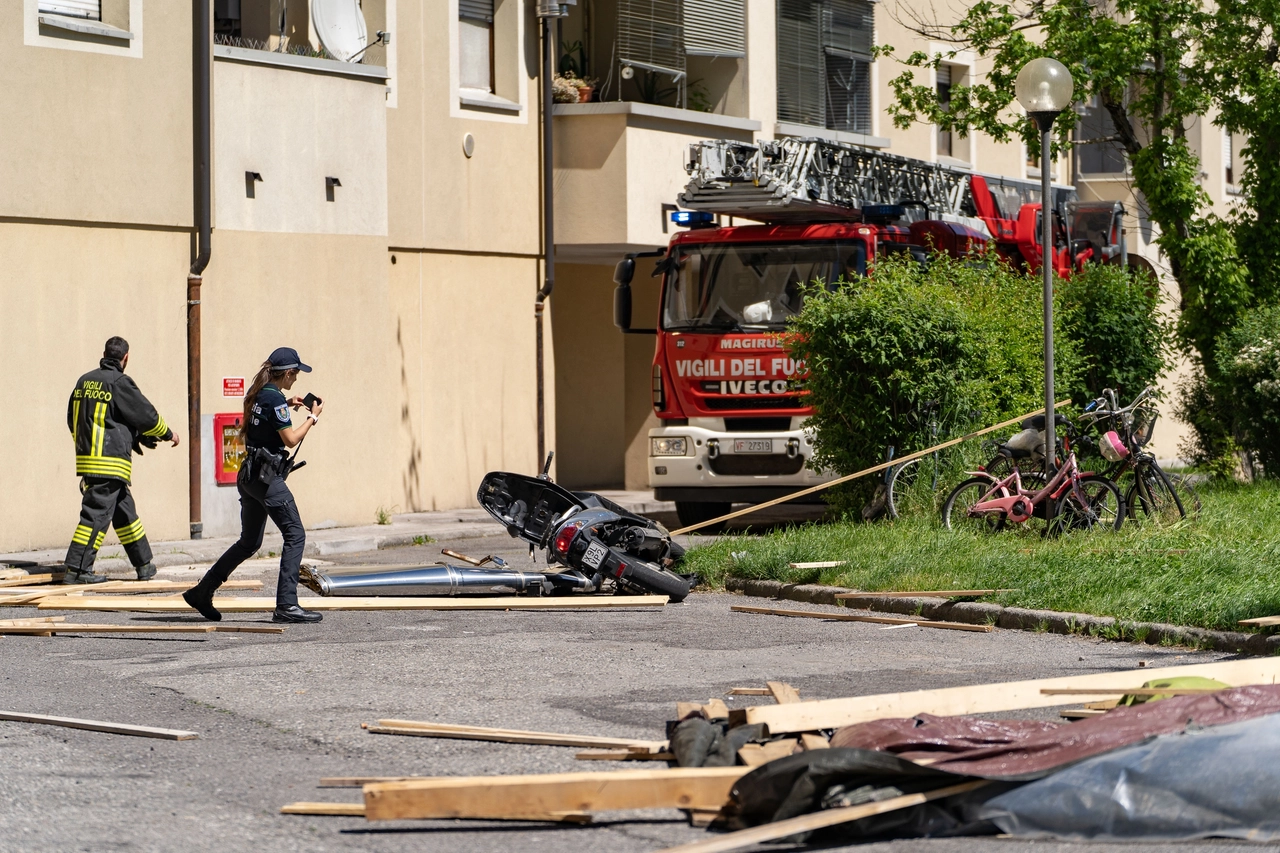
<box><xmin>312</xmin><ymin>0</ymin><xmax>367</xmax><ymax>62</ymax></box>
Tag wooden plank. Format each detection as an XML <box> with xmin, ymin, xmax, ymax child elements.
<box><xmin>740</xmin><ymin>658</ymin><xmax>1280</xmax><ymax>736</ymax></box>
<box><xmin>369</xmin><ymin>720</ymin><xmax>667</xmax><ymax>752</ymax></box>
<box><xmin>1240</xmin><ymin>615</ymin><xmax>1280</xmax><ymax>627</ymax></box>
<box><xmin>211</xmin><ymin>625</ymin><xmax>286</xmax><ymax>634</ymax></box>
<box><xmin>40</xmin><ymin>595</ymin><xmax>669</xmax><ymax>612</ymax></box>
<box><xmin>362</xmin><ymin>767</ymin><xmax>750</xmax><ymax>821</ymax></box>
<box><xmin>834</xmin><ymin>589</ymin><xmax>1014</xmax><ymax>599</ymax></box>
<box><xmin>0</xmin><ymin>710</ymin><xmax>198</xmax><ymax>740</ymax></box>
<box><xmin>657</xmin><ymin>780</ymin><xmax>988</xmax><ymax>853</ymax></box>
<box><xmin>788</xmin><ymin>561</ymin><xmax>846</xmax><ymax>570</ymax></box>
<box><xmin>576</xmin><ymin>749</ymin><xmax>674</xmax><ymax>761</ymax></box>
<box><xmin>0</xmin><ymin>617</ymin><xmax>67</xmax><ymax>626</ymax></box>
<box><xmin>282</xmin><ymin>802</ymin><xmax>366</xmax><ymax>816</ymax></box>
<box><xmin>725</xmin><ymin>687</ymin><xmax>771</xmax><ymax>696</ymax></box>
<box><xmin>1041</xmin><ymin>687</ymin><xmax>1230</xmax><ymax>697</ymax></box>
<box><xmin>736</xmin><ymin>739</ymin><xmax>797</xmax><ymax>766</ymax></box>
<box><xmin>0</xmin><ymin>573</ymin><xmax>58</xmax><ymax>588</ymax></box>
<box><xmin>732</xmin><ymin>605</ymin><xmax>993</xmax><ymax>634</ymax></box>
<box><xmin>799</xmin><ymin>733</ymin><xmax>829</xmax><ymax>751</ymax></box>
<box><xmin>0</xmin><ymin>624</ymin><xmax>217</xmax><ymax>635</ymax></box>
<box><xmin>1059</xmin><ymin>709</ymin><xmax>1108</xmax><ymax>719</ymax></box>
<box><xmin>766</xmin><ymin>682</ymin><xmax>801</xmax><ymax>704</ymax></box>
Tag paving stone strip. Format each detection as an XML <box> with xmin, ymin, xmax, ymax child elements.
<box><xmin>726</xmin><ymin>577</ymin><xmax>1280</xmax><ymax>656</ymax></box>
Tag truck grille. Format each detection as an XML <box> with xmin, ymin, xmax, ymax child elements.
<box><xmin>710</xmin><ymin>454</ymin><xmax>806</xmax><ymax>476</ymax></box>
<box><xmin>703</xmin><ymin>396</ymin><xmax>804</xmax><ymax>411</ymax></box>
<box><xmin>725</xmin><ymin>417</ymin><xmax>792</xmax><ymax>432</ymax></box>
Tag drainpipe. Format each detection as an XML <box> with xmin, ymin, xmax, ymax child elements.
<box><xmin>189</xmin><ymin>0</ymin><xmax>212</xmax><ymax>539</ymax></box>
<box><xmin>535</xmin><ymin>3</ymin><xmax>562</xmax><ymax>465</ymax></box>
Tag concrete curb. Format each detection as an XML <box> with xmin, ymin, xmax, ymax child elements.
<box><xmin>725</xmin><ymin>577</ymin><xmax>1280</xmax><ymax>656</ymax></box>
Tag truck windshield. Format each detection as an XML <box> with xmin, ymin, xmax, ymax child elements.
<box><xmin>662</xmin><ymin>241</ymin><xmax>862</xmax><ymax>331</ymax></box>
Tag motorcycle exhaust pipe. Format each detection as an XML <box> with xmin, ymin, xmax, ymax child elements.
<box><xmin>300</xmin><ymin>564</ymin><xmax>555</xmax><ymax>597</ymax></box>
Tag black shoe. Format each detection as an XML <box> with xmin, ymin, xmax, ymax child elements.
<box><xmin>135</xmin><ymin>562</ymin><xmax>157</xmax><ymax>581</ymax></box>
<box><xmin>272</xmin><ymin>605</ymin><xmax>323</xmax><ymax>624</ymax></box>
<box><xmin>62</xmin><ymin>568</ymin><xmax>109</xmax><ymax>585</ymax></box>
<box><xmin>182</xmin><ymin>588</ymin><xmax>222</xmax><ymax>622</ymax></box>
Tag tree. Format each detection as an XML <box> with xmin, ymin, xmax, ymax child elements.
<box><xmin>881</xmin><ymin>0</ymin><xmax>1280</xmax><ymax>471</ymax></box>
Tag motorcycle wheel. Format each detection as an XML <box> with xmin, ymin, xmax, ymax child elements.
<box><xmin>623</xmin><ymin>560</ymin><xmax>693</xmax><ymax>602</ymax></box>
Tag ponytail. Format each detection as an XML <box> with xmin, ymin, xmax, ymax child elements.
<box><xmin>242</xmin><ymin>361</ymin><xmax>289</xmax><ymax>426</ymax></box>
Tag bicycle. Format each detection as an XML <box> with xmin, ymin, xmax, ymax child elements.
<box><xmin>858</xmin><ymin>401</ymin><xmax>947</xmax><ymax>521</ymax></box>
<box><xmin>942</xmin><ymin>421</ymin><xmax>1125</xmax><ymax>535</ymax></box>
<box><xmin>1077</xmin><ymin>386</ymin><xmax>1201</xmax><ymax>525</ymax></box>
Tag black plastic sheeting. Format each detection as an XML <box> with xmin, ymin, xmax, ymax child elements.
<box><xmin>979</xmin><ymin>713</ymin><xmax>1280</xmax><ymax>841</ymax></box>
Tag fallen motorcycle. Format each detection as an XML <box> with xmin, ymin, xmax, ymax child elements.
<box><xmin>476</xmin><ymin>454</ymin><xmax>696</xmax><ymax>601</ymax></box>
<box><xmin>299</xmin><ymin>454</ymin><xmax>695</xmax><ymax>601</ymax></box>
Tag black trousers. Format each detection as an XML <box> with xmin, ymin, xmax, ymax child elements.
<box><xmin>64</xmin><ymin>478</ymin><xmax>152</xmax><ymax>573</ymax></box>
<box><xmin>194</xmin><ymin>467</ymin><xmax>306</xmax><ymax>609</ymax></box>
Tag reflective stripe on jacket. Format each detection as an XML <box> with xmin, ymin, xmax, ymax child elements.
<box><xmin>67</xmin><ymin>358</ymin><xmax>172</xmax><ymax>483</ymax></box>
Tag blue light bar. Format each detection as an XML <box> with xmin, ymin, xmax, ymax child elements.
<box><xmin>862</xmin><ymin>204</ymin><xmax>905</xmax><ymax>219</ymax></box>
<box><xmin>670</xmin><ymin>210</ymin><xmax>716</xmax><ymax>226</ymax></box>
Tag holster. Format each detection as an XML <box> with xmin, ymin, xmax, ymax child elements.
<box><xmin>247</xmin><ymin>447</ymin><xmax>290</xmax><ymax>484</ymax></box>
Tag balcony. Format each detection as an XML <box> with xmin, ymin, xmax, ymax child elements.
<box><xmin>553</xmin><ymin>102</ymin><xmax>761</xmax><ymax>261</ymax></box>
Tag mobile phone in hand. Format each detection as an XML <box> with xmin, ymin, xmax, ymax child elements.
<box><xmin>302</xmin><ymin>392</ymin><xmax>322</xmax><ymax>409</ymax></box>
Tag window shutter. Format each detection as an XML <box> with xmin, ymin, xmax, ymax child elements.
<box><xmin>618</xmin><ymin>0</ymin><xmax>686</xmax><ymax>78</ymax></box>
<box><xmin>824</xmin><ymin>55</ymin><xmax>871</xmax><ymax>134</ymax></box>
<box><xmin>821</xmin><ymin>0</ymin><xmax>873</xmax><ymax>59</ymax></box>
<box><xmin>39</xmin><ymin>0</ymin><xmax>100</xmax><ymax>19</ymax></box>
<box><xmin>459</xmin><ymin>0</ymin><xmax>494</xmax><ymax>23</ymax></box>
<box><xmin>777</xmin><ymin>0</ymin><xmax>823</xmax><ymax>127</ymax></box>
<box><xmin>684</xmin><ymin>0</ymin><xmax>745</xmax><ymax>58</ymax></box>
<box><xmin>936</xmin><ymin>64</ymin><xmax>951</xmax><ymax>86</ymax></box>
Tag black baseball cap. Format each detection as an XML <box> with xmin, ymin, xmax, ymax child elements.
<box><xmin>268</xmin><ymin>347</ymin><xmax>312</xmax><ymax>373</ymax></box>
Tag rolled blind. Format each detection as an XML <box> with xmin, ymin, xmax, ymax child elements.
<box><xmin>618</xmin><ymin>0</ymin><xmax>685</xmax><ymax>78</ymax></box>
<box><xmin>39</xmin><ymin>0</ymin><xmax>100</xmax><ymax>19</ymax></box>
<box><xmin>684</xmin><ymin>0</ymin><xmax>745</xmax><ymax>57</ymax></box>
<box><xmin>459</xmin><ymin>0</ymin><xmax>494</xmax><ymax>23</ymax></box>
<box><xmin>777</xmin><ymin>0</ymin><xmax>823</xmax><ymax>126</ymax></box>
<box><xmin>822</xmin><ymin>0</ymin><xmax>873</xmax><ymax>59</ymax></box>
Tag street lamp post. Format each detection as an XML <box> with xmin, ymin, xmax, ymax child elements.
<box><xmin>1015</xmin><ymin>57</ymin><xmax>1074</xmax><ymax>493</ymax></box>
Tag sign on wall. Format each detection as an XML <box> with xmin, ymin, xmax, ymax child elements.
<box><xmin>223</xmin><ymin>377</ymin><xmax>245</xmax><ymax>397</ymax></box>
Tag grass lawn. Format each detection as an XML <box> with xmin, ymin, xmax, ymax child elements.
<box><xmin>683</xmin><ymin>479</ymin><xmax>1280</xmax><ymax>633</ymax></box>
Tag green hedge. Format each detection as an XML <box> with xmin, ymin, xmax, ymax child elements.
<box><xmin>786</xmin><ymin>254</ymin><xmax>1168</xmax><ymax>511</ymax></box>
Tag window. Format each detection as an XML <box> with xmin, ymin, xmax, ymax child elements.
<box><xmin>614</xmin><ymin>0</ymin><xmax>744</xmax><ymax>107</ymax></box>
<box><xmin>777</xmin><ymin>0</ymin><xmax>873</xmax><ymax>135</ymax></box>
<box><xmin>460</xmin><ymin>0</ymin><xmax>494</xmax><ymax>92</ymax></box>
<box><xmin>39</xmin><ymin>0</ymin><xmax>99</xmax><ymax>19</ymax></box>
<box><xmin>1075</xmin><ymin>97</ymin><xmax>1124</xmax><ymax>174</ymax></box>
<box><xmin>1224</xmin><ymin>130</ymin><xmax>1234</xmax><ymax>186</ymax></box>
<box><xmin>936</xmin><ymin>64</ymin><xmax>952</xmax><ymax>157</ymax></box>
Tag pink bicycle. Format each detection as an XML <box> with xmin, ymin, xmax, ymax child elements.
<box><xmin>941</xmin><ymin>425</ymin><xmax>1126</xmax><ymax>535</ymax></box>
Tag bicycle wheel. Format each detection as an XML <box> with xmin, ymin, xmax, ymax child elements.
<box><xmin>1167</xmin><ymin>471</ymin><xmax>1202</xmax><ymax>516</ymax></box>
<box><xmin>1050</xmin><ymin>474</ymin><xmax>1125</xmax><ymax>534</ymax></box>
<box><xmin>887</xmin><ymin>458</ymin><xmax>940</xmax><ymax>520</ymax></box>
<box><xmin>942</xmin><ymin>477</ymin><xmax>1007</xmax><ymax>533</ymax></box>
<box><xmin>1126</xmin><ymin>462</ymin><xmax>1185</xmax><ymax>525</ymax></box>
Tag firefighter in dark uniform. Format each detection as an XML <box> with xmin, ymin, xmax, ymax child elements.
<box><xmin>183</xmin><ymin>347</ymin><xmax>324</xmax><ymax>624</ymax></box>
<box><xmin>64</xmin><ymin>337</ymin><xmax>179</xmax><ymax>584</ymax></box>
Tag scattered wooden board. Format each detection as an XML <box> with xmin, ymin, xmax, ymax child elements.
<box><xmin>41</xmin><ymin>595</ymin><xmax>669</xmax><ymax>612</ymax></box>
<box><xmin>367</xmin><ymin>720</ymin><xmax>668</xmax><ymax>752</ymax></box>
<box><xmin>725</xmin><ymin>687</ymin><xmax>771</xmax><ymax>696</ymax></box>
<box><xmin>657</xmin><ymin>780</ymin><xmax>988</xmax><ymax>853</ymax></box>
<box><xmin>212</xmin><ymin>625</ymin><xmax>286</xmax><ymax>634</ymax></box>
<box><xmin>737</xmin><ymin>658</ymin><xmax>1280</xmax><ymax>735</ymax></box>
<box><xmin>0</xmin><ymin>624</ymin><xmax>217</xmax><ymax>635</ymax></box>
<box><xmin>282</xmin><ymin>802</ymin><xmax>365</xmax><ymax>816</ymax></box>
<box><xmin>788</xmin><ymin>561</ymin><xmax>846</xmax><ymax>570</ymax></box>
<box><xmin>363</xmin><ymin>767</ymin><xmax>750</xmax><ymax>821</ymax></box>
<box><xmin>1060</xmin><ymin>708</ymin><xmax>1108</xmax><ymax>719</ymax></box>
<box><xmin>0</xmin><ymin>617</ymin><xmax>67</xmax><ymax>627</ymax></box>
<box><xmin>737</xmin><ymin>739</ymin><xmax>797</xmax><ymax>766</ymax></box>
<box><xmin>575</xmin><ymin>749</ymin><xmax>674</xmax><ymax>761</ymax></box>
<box><xmin>766</xmin><ymin>682</ymin><xmax>801</xmax><ymax>704</ymax></box>
<box><xmin>1041</xmin><ymin>687</ymin><xmax>1231</xmax><ymax>697</ymax></box>
<box><xmin>799</xmin><ymin>733</ymin><xmax>829</xmax><ymax>751</ymax></box>
<box><xmin>834</xmin><ymin>589</ymin><xmax>1014</xmax><ymax>599</ymax></box>
<box><xmin>1239</xmin><ymin>614</ymin><xmax>1280</xmax><ymax>627</ymax></box>
<box><xmin>0</xmin><ymin>573</ymin><xmax>59</xmax><ymax>588</ymax></box>
<box><xmin>733</xmin><ymin>605</ymin><xmax>993</xmax><ymax>633</ymax></box>
<box><xmin>677</xmin><ymin>699</ymin><xmax>729</xmax><ymax>721</ymax></box>
<box><xmin>0</xmin><ymin>711</ymin><xmax>198</xmax><ymax>740</ymax></box>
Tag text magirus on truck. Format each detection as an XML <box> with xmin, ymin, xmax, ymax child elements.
<box><xmin>615</xmin><ymin>137</ymin><xmax>1153</xmax><ymax>531</ymax></box>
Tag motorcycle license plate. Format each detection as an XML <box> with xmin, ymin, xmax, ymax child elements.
<box><xmin>582</xmin><ymin>541</ymin><xmax>609</xmax><ymax>570</ymax></box>
<box><xmin>733</xmin><ymin>439</ymin><xmax>774</xmax><ymax>454</ymax></box>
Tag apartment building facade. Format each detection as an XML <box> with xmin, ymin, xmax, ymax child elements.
<box><xmin>0</xmin><ymin>0</ymin><xmax>1233</xmax><ymax>552</ymax></box>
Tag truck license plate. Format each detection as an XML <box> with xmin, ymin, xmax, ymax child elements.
<box><xmin>582</xmin><ymin>541</ymin><xmax>609</xmax><ymax>570</ymax></box>
<box><xmin>733</xmin><ymin>439</ymin><xmax>774</xmax><ymax>454</ymax></box>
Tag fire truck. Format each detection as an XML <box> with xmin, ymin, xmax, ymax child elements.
<box><xmin>612</xmin><ymin>137</ymin><xmax>1137</xmax><ymax>529</ymax></box>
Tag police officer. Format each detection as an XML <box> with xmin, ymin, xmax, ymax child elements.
<box><xmin>64</xmin><ymin>337</ymin><xmax>179</xmax><ymax>584</ymax></box>
<box><xmin>183</xmin><ymin>347</ymin><xmax>323</xmax><ymax>624</ymax></box>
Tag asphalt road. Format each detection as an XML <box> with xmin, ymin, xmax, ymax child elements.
<box><xmin>0</xmin><ymin>533</ymin><xmax>1266</xmax><ymax>853</ymax></box>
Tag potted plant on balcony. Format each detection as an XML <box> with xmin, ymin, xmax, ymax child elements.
<box><xmin>552</xmin><ymin>74</ymin><xmax>581</xmax><ymax>104</ymax></box>
<box><xmin>575</xmin><ymin>76</ymin><xmax>599</xmax><ymax>103</ymax></box>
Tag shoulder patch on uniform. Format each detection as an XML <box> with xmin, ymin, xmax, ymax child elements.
<box><xmin>275</xmin><ymin>404</ymin><xmax>289</xmax><ymax>421</ymax></box>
